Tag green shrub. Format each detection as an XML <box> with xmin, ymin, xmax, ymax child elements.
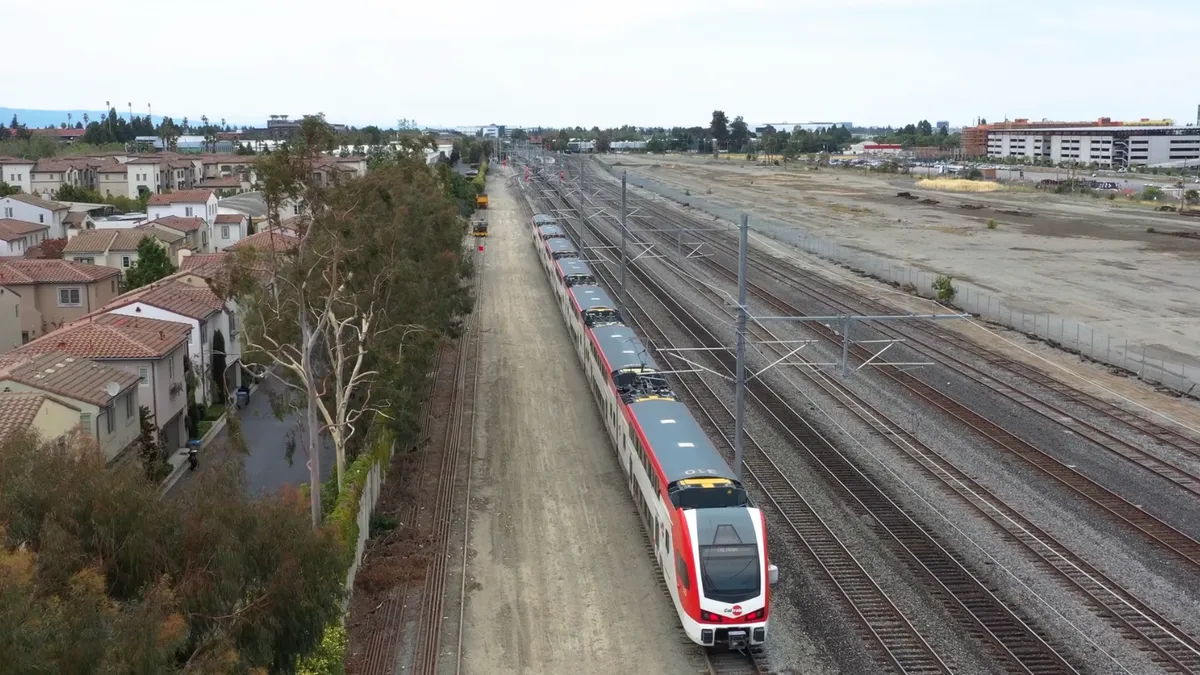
<box><xmin>296</xmin><ymin>623</ymin><xmax>348</xmax><ymax>675</ymax></box>
<box><xmin>932</xmin><ymin>275</ymin><xmax>957</xmax><ymax>303</ymax></box>
<box><xmin>986</xmin><ymin>219</ymin><xmax>997</xmax><ymax>229</ymax></box>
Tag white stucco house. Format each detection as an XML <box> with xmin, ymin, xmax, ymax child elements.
<box><xmin>0</xmin><ymin>157</ymin><xmax>35</xmax><ymax>194</ymax></box>
<box><xmin>0</xmin><ymin>218</ymin><xmax>49</xmax><ymax>256</ymax></box>
<box><xmin>103</xmin><ymin>272</ymin><xmax>241</xmax><ymax>406</ymax></box>
<box><xmin>0</xmin><ymin>193</ymin><xmax>71</xmax><ymax>239</ymax></box>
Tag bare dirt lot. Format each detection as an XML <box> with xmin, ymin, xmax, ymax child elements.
<box><xmin>601</xmin><ymin>154</ymin><xmax>1200</xmax><ymax>371</ymax></box>
<box><xmin>458</xmin><ymin>175</ymin><xmax>696</xmax><ymax>675</ymax></box>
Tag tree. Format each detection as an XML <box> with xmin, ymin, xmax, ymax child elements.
<box><xmin>211</xmin><ymin>330</ymin><xmax>227</xmax><ymax>405</ymax></box>
<box><xmin>217</xmin><ymin>115</ymin><xmax>471</xmax><ymax>524</ymax></box>
<box><xmin>0</xmin><ymin>431</ymin><xmax>345</xmax><ymax>673</ymax></box>
<box><xmin>729</xmin><ymin>116</ymin><xmax>749</xmax><ymax>152</ymax></box>
<box><xmin>1142</xmin><ymin>185</ymin><xmax>1164</xmax><ymax>201</ymax></box>
<box><xmin>710</xmin><ymin>110</ymin><xmax>729</xmax><ymax>149</ymax></box>
<box><xmin>35</xmin><ymin>237</ymin><xmax>67</xmax><ymax>259</ymax></box>
<box><xmin>0</xmin><ymin>182</ymin><xmax>18</xmax><ymax>197</ymax></box>
<box><xmin>123</xmin><ymin>237</ymin><xmax>177</xmax><ymax>290</ymax></box>
<box><xmin>1184</xmin><ymin>189</ymin><xmax>1198</xmax><ymax>206</ymax></box>
<box><xmin>646</xmin><ymin>135</ymin><xmax>666</xmax><ymax>153</ymax></box>
<box><xmin>135</xmin><ymin>405</ymin><xmax>170</xmax><ymax>480</ymax></box>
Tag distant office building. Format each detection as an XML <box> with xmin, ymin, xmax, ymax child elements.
<box><xmin>259</xmin><ymin>116</ymin><xmax>347</xmax><ymax>139</ymax></box>
<box><xmin>965</xmin><ymin>116</ymin><xmax>1196</xmax><ymax>167</ymax></box>
<box><xmin>936</xmin><ymin>121</ymin><xmax>950</xmax><ymax>131</ymax></box>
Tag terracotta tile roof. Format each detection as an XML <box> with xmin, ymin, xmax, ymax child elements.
<box><xmin>201</xmin><ymin>155</ymin><xmax>253</xmax><ymax>165</ymax></box>
<box><xmin>32</xmin><ymin>159</ymin><xmax>77</xmax><ymax>173</ymax></box>
<box><xmin>229</xmin><ymin>228</ymin><xmax>298</xmax><ymax>252</ymax></box>
<box><xmin>63</xmin><ymin>211</ymin><xmax>95</xmax><ymax>226</ymax></box>
<box><xmin>0</xmin><ymin>156</ymin><xmax>33</xmax><ymax>164</ymax></box>
<box><xmin>0</xmin><ymin>218</ymin><xmax>49</xmax><ymax>242</ymax></box>
<box><xmin>96</xmin><ymin>162</ymin><xmax>129</xmax><ymax>174</ymax></box>
<box><xmin>17</xmin><ymin>315</ymin><xmax>189</xmax><ymax>361</ymax></box>
<box><xmin>126</xmin><ymin>157</ymin><xmax>162</xmax><ymax>165</ymax></box>
<box><xmin>89</xmin><ymin>312</ymin><xmax>192</xmax><ymax>336</ymax></box>
<box><xmin>0</xmin><ymin>259</ymin><xmax>121</xmax><ymax>284</ymax></box>
<box><xmin>168</xmin><ymin>159</ymin><xmax>195</xmax><ymax>169</ymax></box>
<box><xmin>143</xmin><ymin>215</ymin><xmax>205</xmax><ymax>233</ymax></box>
<box><xmin>0</xmin><ymin>392</ymin><xmax>48</xmax><ymax>442</ymax></box>
<box><xmin>3</xmin><ymin>193</ymin><xmax>70</xmax><ymax>211</ymax></box>
<box><xmin>180</xmin><ymin>253</ymin><xmax>228</xmax><ymax>275</ymax></box>
<box><xmin>107</xmin><ymin>274</ymin><xmax>223</xmax><ymax>320</ymax></box>
<box><xmin>213</xmin><ymin>213</ymin><xmax>245</xmax><ymax>224</ymax></box>
<box><xmin>0</xmin><ymin>351</ymin><xmax>140</xmax><ymax>406</ymax></box>
<box><xmin>199</xmin><ymin>177</ymin><xmax>242</xmax><ymax>189</ymax></box>
<box><xmin>62</xmin><ymin>229</ymin><xmax>169</xmax><ymax>254</ymax></box>
<box><xmin>132</xmin><ymin>223</ymin><xmax>187</xmax><ymax>245</ymax></box>
<box><xmin>146</xmin><ymin>189</ymin><xmax>214</xmax><ymax>205</ymax></box>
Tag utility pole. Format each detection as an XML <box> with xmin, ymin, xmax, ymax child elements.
<box><xmin>733</xmin><ymin>214</ymin><xmax>749</xmax><ymax>483</ymax></box>
<box><xmin>578</xmin><ymin>153</ymin><xmax>586</xmax><ymax>252</ymax></box>
<box><xmin>619</xmin><ymin>171</ymin><xmax>628</xmax><ymax>311</ymax></box>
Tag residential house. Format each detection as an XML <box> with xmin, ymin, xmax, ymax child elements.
<box><xmin>126</xmin><ymin>157</ymin><xmax>163</xmax><ymax>197</ymax></box>
<box><xmin>166</xmin><ymin>158</ymin><xmax>198</xmax><ymax>191</ymax></box>
<box><xmin>147</xmin><ymin>189</ymin><xmax>217</xmax><ymax>223</ymax></box>
<box><xmin>228</xmin><ymin>226</ymin><xmax>298</xmax><ymax>253</ymax></box>
<box><xmin>62</xmin><ymin>228</ymin><xmax>181</xmax><ymax>277</ymax></box>
<box><xmin>0</xmin><ymin>391</ymin><xmax>81</xmax><ymax>446</ymax></box>
<box><xmin>0</xmin><ymin>193</ymin><xmax>71</xmax><ymax>238</ymax></box>
<box><xmin>0</xmin><ymin>259</ymin><xmax>122</xmax><ymax>345</ymax></box>
<box><xmin>0</xmin><ymin>350</ymin><xmax>141</xmax><ymax>459</ymax></box>
<box><xmin>29</xmin><ymin>158</ymin><xmax>89</xmax><ymax>197</ymax></box>
<box><xmin>105</xmin><ymin>272</ymin><xmax>240</xmax><ymax>407</ymax></box>
<box><xmin>0</xmin><ymin>156</ymin><xmax>35</xmax><ymax>193</ymax></box>
<box><xmin>63</xmin><ymin>210</ymin><xmax>95</xmax><ymax>232</ymax></box>
<box><xmin>198</xmin><ymin>176</ymin><xmax>245</xmax><ymax>196</ymax></box>
<box><xmin>200</xmin><ymin>155</ymin><xmax>256</xmax><ymax>181</ymax></box>
<box><xmin>15</xmin><ymin>315</ymin><xmax>190</xmax><ymax>450</ymax></box>
<box><xmin>0</xmin><ymin>218</ymin><xmax>49</xmax><ymax>256</ymax></box>
<box><xmin>212</xmin><ymin>213</ymin><xmax>246</xmax><ymax>250</ymax></box>
<box><xmin>178</xmin><ymin>252</ymin><xmax>229</xmax><ymax>277</ymax></box>
<box><xmin>96</xmin><ymin>160</ymin><xmax>131</xmax><ymax>198</ymax></box>
<box><xmin>0</xmin><ymin>287</ymin><xmax>19</xmax><ymax>352</ymax></box>
<box><xmin>140</xmin><ymin>215</ymin><xmax>208</xmax><ymax>252</ymax></box>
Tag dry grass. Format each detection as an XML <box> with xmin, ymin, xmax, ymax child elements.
<box><xmin>917</xmin><ymin>178</ymin><xmax>1004</xmax><ymax>193</ymax></box>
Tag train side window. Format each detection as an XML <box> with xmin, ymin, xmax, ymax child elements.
<box><xmin>677</xmin><ymin>551</ymin><xmax>690</xmax><ymax>590</ymax></box>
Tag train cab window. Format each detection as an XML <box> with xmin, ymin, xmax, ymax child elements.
<box><xmin>677</xmin><ymin>550</ymin><xmax>691</xmax><ymax>590</ymax></box>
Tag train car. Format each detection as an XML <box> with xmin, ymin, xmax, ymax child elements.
<box><xmin>538</xmin><ymin>224</ymin><xmax>567</xmax><ymax>240</ymax></box>
<box><xmin>525</xmin><ymin>189</ymin><xmax>777</xmax><ymax>650</ymax></box>
<box><xmin>533</xmin><ymin>213</ymin><xmax>557</xmax><ymax>227</ymax></box>
<box><xmin>555</xmin><ymin>259</ymin><xmax>596</xmax><ymax>288</ymax></box>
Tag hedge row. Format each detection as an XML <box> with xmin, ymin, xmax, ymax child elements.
<box><xmin>296</xmin><ymin>428</ymin><xmax>394</xmax><ymax>675</ymax></box>
<box><xmin>471</xmin><ymin>158</ymin><xmax>488</xmax><ymax>194</ymax></box>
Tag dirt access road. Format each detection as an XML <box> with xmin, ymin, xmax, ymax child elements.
<box><xmin>599</xmin><ymin>153</ymin><xmax>1200</xmax><ymax>372</ymax></box>
<box><xmin>457</xmin><ymin>174</ymin><xmax>696</xmax><ymax>675</ymax></box>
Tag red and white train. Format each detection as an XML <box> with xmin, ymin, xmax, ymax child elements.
<box><xmin>529</xmin><ymin>213</ymin><xmax>778</xmax><ymax>650</ymax></box>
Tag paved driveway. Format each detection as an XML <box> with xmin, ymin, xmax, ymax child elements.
<box><xmin>168</xmin><ymin>375</ymin><xmax>335</xmax><ymax>499</ymax></box>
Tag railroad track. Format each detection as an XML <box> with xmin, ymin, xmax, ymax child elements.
<box><xmin>530</xmin><ymin>174</ymin><xmax>1047</xmax><ymax>673</ymax></box>
<box><xmin>581</xmin><ymin>168</ymin><xmax>1200</xmax><ymax>568</ymax></box>
<box><xmin>357</xmin><ymin>246</ymin><xmax>481</xmax><ymax>675</ymax></box>
<box><xmin>413</xmin><ymin>245</ymin><xmax>482</xmax><ymax>675</ymax></box>
<box><xmin>591</xmin><ymin>195</ymin><xmax>1200</xmax><ymax>672</ymax></box>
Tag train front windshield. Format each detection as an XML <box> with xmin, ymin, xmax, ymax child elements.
<box><xmin>699</xmin><ymin>544</ymin><xmax>761</xmax><ymax>604</ymax></box>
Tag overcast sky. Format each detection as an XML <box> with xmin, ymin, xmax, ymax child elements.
<box><xmin>5</xmin><ymin>0</ymin><xmax>1197</xmax><ymax>130</ymax></box>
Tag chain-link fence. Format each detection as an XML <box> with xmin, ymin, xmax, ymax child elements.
<box><xmin>595</xmin><ymin>159</ymin><xmax>1199</xmax><ymax>398</ymax></box>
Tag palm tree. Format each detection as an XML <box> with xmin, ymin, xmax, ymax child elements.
<box><xmin>201</xmin><ymin>116</ymin><xmax>210</xmax><ymax>151</ymax></box>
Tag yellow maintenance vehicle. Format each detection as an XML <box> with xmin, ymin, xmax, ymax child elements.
<box><xmin>472</xmin><ymin>217</ymin><xmax>488</xmax><ymax>238</ymax></box>
<box><xmin>476</xmin><ymin>193</ymin><xmax>488</xmax><ymax>209</ymax></box>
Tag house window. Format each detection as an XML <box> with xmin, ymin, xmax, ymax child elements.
<box><xmin>76</xmin><ymin>256</ymin><xmax>94</xmax><ymax>264</ymax></box>
<box><xmin>126</xmin><ymin>393</ymin><xmax>134</xmax><ymax>419</ymax></box>
<box><xmin>111</xmin><ymin>280</ymin><xmax>116</xmax><ymax>293</ymax></box>
<box><xmin>58</xmin><ymin>287</ymin><xmax>82</xmax><ymax>307</ymax></box>
<box><xmin>138</xmin><ymin>366</ymin><xmax>149</xmax><ymax>385</ymax></box>
<box><xmin>38</xmin><ymin>214</ymin><xmax>44</xmax><ymax>223</ymax></box>
<box><xmin>79</xmin><ymin>413</ymin><xmax>92</xmax><ymax>437</ymax></box>
<box><xmin>3</xmin><ymin>208</ymin><xmax>10</xmax><ymax>218</ymax></box>
<box><xmin>221</xmin><ymin>226</ymin><xmax>229</xmax><ymax>239</ymax></box>
<box><xmin>106</xmin><ymin>406</ymin><xmax>114</xmax><ymax>434</ymax></box>
<box><xmin>21</xmin><ymin>331</ymin><xmax>29</xmax><ymax>344</ymax></box>
<box><xmin>169</xmin><ymin>353</ymin><xmax>175</xmax><ymax>378</ymax></box>
<box><xmin>121</xmin><ymin>256</ymin><xmax>131</xmax><ymax>268</ymax></box>
<box><xmin>185</xmin><ymin>206</ymin><xmax>193</xmax><ymax>217</ymax></box>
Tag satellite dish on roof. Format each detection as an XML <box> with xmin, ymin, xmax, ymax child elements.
<box><xmin>105</xmin><ymin>381</ymin><xmax>121</xmax><ymax>397</ymax></box>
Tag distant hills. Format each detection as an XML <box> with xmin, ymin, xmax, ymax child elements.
<box><xmin>1</xmin><ymin>107</ymin><xmax>165</xmax><ymax>129</ymax></box>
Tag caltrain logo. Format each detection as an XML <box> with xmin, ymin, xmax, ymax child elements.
<box><xmin>725</xmin><ymin>605</ymin><xmax>743</xmax><ymax>617</ymax></box>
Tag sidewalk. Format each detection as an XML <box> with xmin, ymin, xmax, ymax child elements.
<box><xmin>160</xmin><ymin>377</ymin><xmax>262</xmax><ymax>494</ymax></box>
<box><xmin>163</xmin><ymin>375</ymin><xmax>335</xmax><ymax>498</ymax></box>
